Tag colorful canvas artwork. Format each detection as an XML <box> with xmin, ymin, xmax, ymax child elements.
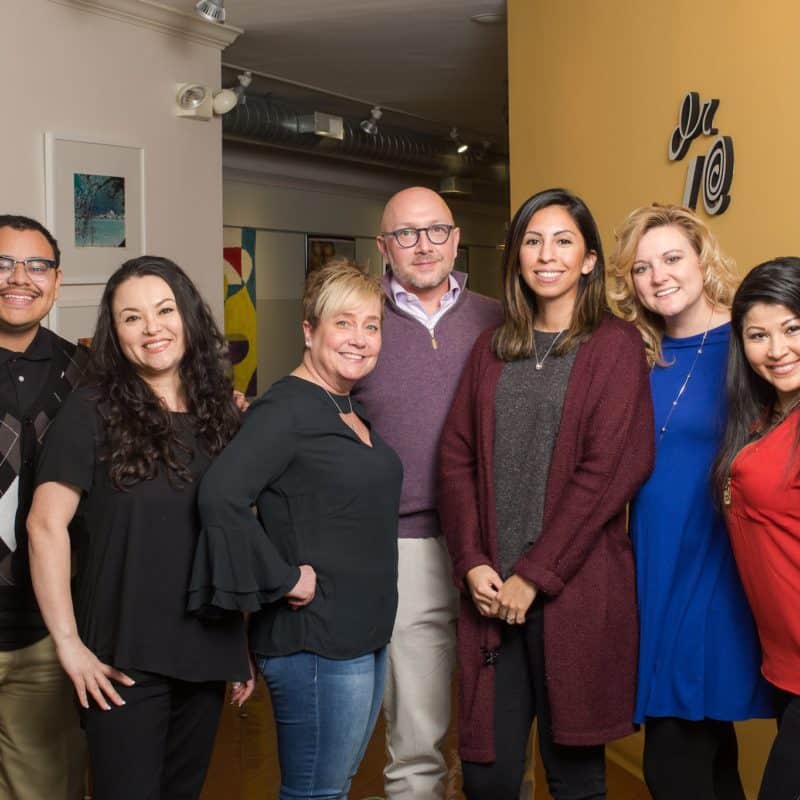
<box><xmin>223</xmin><ymin>229</ymin><xmax>258</xmax><ymax>397</ymax></box>
<box><xmin>73</xmin><ymin>173</ymin><xmax>126</xmax><ymax>247</ymax></box>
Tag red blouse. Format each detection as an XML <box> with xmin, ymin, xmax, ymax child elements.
<box><xmin>726</xmin><ymin>411</ymin><xmax>800</xmax><ymax>695</ymax></box>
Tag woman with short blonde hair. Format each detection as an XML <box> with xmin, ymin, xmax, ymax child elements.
<box><xmin>191</xmin><ymin>258</ymin><xmax>401</xmax><ymax>800</ymax></box>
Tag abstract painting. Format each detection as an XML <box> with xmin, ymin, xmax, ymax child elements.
<box><xmin>73</xmin><ymin>173</ymin><xmax>126</xmax><ymax>247</ymax></box>
<box><xmin>224</xmin><ymin>228</ymin><xmax>258</xmax><ymax>397</ymax></box>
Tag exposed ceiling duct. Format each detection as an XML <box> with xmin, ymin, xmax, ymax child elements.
<box><xmin>221</xmin><ymin>94</ymin><xmax>508</xmax><ymax>185</ymax></box>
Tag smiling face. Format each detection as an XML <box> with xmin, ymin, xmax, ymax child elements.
<box><xmin>0</xmin><ymin>226</ymin><xmax>62</xmax><ymax>351</ymax></box>
<box><xmin>303</xmin><ymin>293</ymin><xmax>382</xmax><ymax>393</ymax></box>
<box><xmin>518</xmin><ymin>204</ymin><xmax>596</xmax><ymax>319</ymax></box>
<box><xmin>632</xmin><ymin>224</ymin><xmax>713</xmax><ymax>335</ymax></box>
<box><xmin>742</xmin><ymin>302</ymin><xmax>800</xmax><ymax>413</ymax></box>
<box><xmin>377</xmin><ymin>187</ymin><xmax>460</xmax><ymax>306</ymax></box>
<box><xmin>112</xmin><ymin>274</ymin><xmax>186</xmax><ymax>384</ymax></box>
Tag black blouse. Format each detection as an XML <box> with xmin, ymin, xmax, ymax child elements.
<box><xmin>35</xmin><ymin>388</ymin><xmax>248</xmax><ymax>683</ymax></box>
<box><xmin>190</xmin><ymin>376</ymin><xmax>403</xmax><ymax>660</ymax></box>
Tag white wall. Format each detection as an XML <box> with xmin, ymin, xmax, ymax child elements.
<box><xmin>1</xmin><ymin>0</ymin><xmax>238</xmax><ymax>334</ymax></box>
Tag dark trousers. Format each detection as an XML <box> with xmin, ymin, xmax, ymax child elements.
<box><xmin>83</xmin><ymin>673</ymin><xmax>225</xmax><ymax>800</ymax></box>
<box><xmin>462</xmin><ymin>605</ymin><xmax>606</xmax><ymax>800</ymax></box>
<box><xmin>758</xmin><ymin>691</ymin><xmax>800</xmax><ymax>800</ymax></box>
<box><xmin>643</xmin><ymin>717</ymin><xmax>745</xmax><ymax>800</ymax></box>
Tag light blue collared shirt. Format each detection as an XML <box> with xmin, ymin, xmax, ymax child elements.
<box><xmin>389</xmin><ymin>273</ymin><xmax>461</xmax><ymax>332</ymax></box>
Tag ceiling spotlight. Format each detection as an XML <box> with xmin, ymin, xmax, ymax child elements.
<box><xmin>212</xmin><ymin>89</ymin><xmax>238</xmax><ymax>115</ymax></box>
<box><xmin>235</xmin><ymin>70</ymin><xmax>252</xmax><ymax>105</ymax></box>
<box><xmin>470</xmin><ymin>11</ymin><xmax>506</xmax><ymax>25</ymax></box>
<box><xmin>195</xmin><ymin>0</ymin><xmax>225</xmax><ymax>24</ymax></box>
<box><xmin>360</xmin><ymin>106</ymin><xmax>383</xmax><ymax>136</ymax></box>
<box><xmin>450</xmin><ymin>127</ymin><xmax>469</xmax><ymax>155</ymax></box>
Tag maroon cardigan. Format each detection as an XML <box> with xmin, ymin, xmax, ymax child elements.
<box><xmin>438</xmin><ymin>315</ymin><xmax>654</xmax><ymax>761</ymax></box>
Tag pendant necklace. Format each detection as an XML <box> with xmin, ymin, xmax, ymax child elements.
<box><xmin>724</xmin><ymin>396</ymin><xmax>800</xmax><ymax>506</ymax></box>
<box><xmin>532</xmin><ymin>329</ymin><xmax>564</xmax><ymax>370</ymax></box>
<box><xmin>322</xmin><ymin>386</ymin><xmax>353</xmax><ymax>415</ymax></box>
<box><xmin>657</xmin><ymin>309</ymin><xmax>714</xmax><ymax>441</ymax></box>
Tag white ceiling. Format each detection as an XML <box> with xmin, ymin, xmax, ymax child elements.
<box><xmin>164</xmin><ymin>0</ymin><xmax>508</xmax><ymax>142</ymax></box>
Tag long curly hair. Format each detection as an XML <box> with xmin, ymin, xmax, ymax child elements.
<box><xmin>89</xmin><ymin>256</ymin><xmax>240</xmax><ymax>488</ymax></box>
<box><xmin>607</xmin><ymin>203</ymin><xmax>738</xmax><ymax>366</ymax></box>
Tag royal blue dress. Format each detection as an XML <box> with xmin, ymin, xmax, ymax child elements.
<box><xmin>631</xmin><ymin>323</ymin><xmax>773</xmax><ymax>723</ymax></box>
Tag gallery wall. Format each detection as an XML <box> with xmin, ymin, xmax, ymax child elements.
<box><xmin>507</xmin><ymin>0</ymin><xmax>791</xmax><ymax>792</ymax></box>
<box><xmin>0</xmin><ymin>0</ymin><xmax>237</xmax><ymax>338</ymax></box>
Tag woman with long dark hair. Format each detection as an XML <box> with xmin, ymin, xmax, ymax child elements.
<box><xmin>438</xmin><ymin>188</ymin><xmax>654</xmax><ymax>799</ymax></box>
<box><xmin>715</xmin><ymin>257</ymin><xmax>800</xmax><ymax>800</ymax></box>
<box><xmin>608</xmin><ymin>205</ymin><xmax>772</xmax><ymax>800</ymax></box>
<box><xmin>27</xmin><ymin>256</ymin><xmax>251</xmax><ymax>800</ymax></box>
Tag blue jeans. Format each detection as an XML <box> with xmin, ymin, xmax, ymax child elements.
<box><xmin>258</xmin><ymin>648</ymin><xmax>387</xmax><ymax>800</ymax></box>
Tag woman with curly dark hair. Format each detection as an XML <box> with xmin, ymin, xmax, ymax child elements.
<box><xmin>26</xmin><ymin>256</ymin><xmax>252</xmax><ymax>800</ymax></box>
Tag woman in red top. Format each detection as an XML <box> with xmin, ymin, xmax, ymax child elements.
<box><xmin>715</xmin><ymin>256</ymin><xmax>800</xmax><ymax>800</ymax></box>
<box><xmin>438</xmin><ymin>188</ymin><xmax>654</xmax><ymax>799</ymax></box>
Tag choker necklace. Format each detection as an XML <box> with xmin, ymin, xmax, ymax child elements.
<box><xmin>657</xmin><ymin>310</ymin><xmax>714</xmax><ymax>441</ymax></box>
<box><xmin>322</xmin><ymin>386</ymin><xmax>353</xmax><ymax>415</ymax></box>
<box><xmin>532</xmin><ymin>329</ymin><xmax>564</xmax><ymax>370</ymax></box>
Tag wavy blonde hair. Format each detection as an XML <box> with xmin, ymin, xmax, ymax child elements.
<box><xmin>607</xmin><ymin>203</ymin><xmax>738</xmax><ymax>366</ymax></box>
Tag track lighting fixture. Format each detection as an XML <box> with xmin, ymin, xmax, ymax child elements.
<box><xmin>360</xmin><ymin>106</ymin><xmax>383</xmax><ymax>136</ymax></box>
<box><xmin>450</xmin><ymin>128</ymin><xmax>469</xmax><ymax>155</ymax></box>
<box><xmin>195</xmin><ymin>0</ymin><xmax>225</xmax><ymax>24</ymax></box>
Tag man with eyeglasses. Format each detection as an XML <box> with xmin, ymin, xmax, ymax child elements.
<box><xmin>352</xmin><ymin>186</ymin><xmax>502</xmax><ymax>799</ymax></box>
<box><xmin>0</xmin><ymin>215</ymin><xmax>88</xmax><ymax>799</ymax></box>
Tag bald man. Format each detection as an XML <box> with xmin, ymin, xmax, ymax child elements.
<box><xmin>352</xmin><ymin>187</ymin><xmax>502</xmax><ymax>799</ymax></box>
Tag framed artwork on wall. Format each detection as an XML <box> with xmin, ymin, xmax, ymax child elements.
<box><xmin>306</xmin><ymin>235</ymin><xmax>356</xmax><ymax>275</ymax></box>
<box><xmin>44</xmin><ymin>133</ymin><xmax>145</xmax><ymax>285</ymax></box>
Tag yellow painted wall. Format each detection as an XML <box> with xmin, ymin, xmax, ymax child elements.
<box><xmin>508</xmin><ymin>0</ymin><xmax>800</xmax><ymax>274</ymax></box>
<box><xmin>508</xmin><ymin>0</ymin><xmax>788</xmax><ymax>794</ymax></box>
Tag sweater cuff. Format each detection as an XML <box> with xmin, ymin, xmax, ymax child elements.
<box><xmin>513</xmin><ymin>561</ymin><xmax>564</xmax><ymax>597</ymax></box>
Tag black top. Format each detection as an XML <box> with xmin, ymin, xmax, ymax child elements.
<box><xmin>191</xmin><ymin>376</ymin><xmax>403</xmax><ymax>660</ymax></box>
<box><xmin>0</xmin><ymin>327</ymin><xmax>89</xmax><ymax>650</ymax></box>
<box><xmin>35</xmin><ymin>387</ymin><xmax>248</xmax><ymax>682</ymax></box>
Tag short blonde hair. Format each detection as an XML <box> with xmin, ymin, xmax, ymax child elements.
<box><xmin>303</xmin><ymin>258</ymin><xmax>383</xmax><ymax>329</ymax></box>
<box><xmin>607</xmin><ymin>203</ymin><xmax>738</xmax><ymax>366</ymax></box>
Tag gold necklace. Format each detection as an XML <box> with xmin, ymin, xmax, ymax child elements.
<box><xmin>723</xmin><ymin>399</ymin><xmax>800</xmax><ymax>506</ymax></box>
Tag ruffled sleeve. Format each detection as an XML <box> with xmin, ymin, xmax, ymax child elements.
<box><xmin>188</xmin><ymin>388</ymin><xmax>301</xmax><ymax>616</ymax></box>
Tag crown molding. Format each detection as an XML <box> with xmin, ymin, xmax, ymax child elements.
<box><xmin>48</xmin><ymin>0</ymin><xmax>243</xmax><ymax>50</ymax></box>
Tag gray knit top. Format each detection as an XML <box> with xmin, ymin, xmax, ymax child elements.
<box><xmin>493</xmin><ymin>331</ymin><xmax>576</xmax><ymax>579</ymax></box>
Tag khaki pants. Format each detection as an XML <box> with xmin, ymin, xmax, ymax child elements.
<box><xmin>0</xmin><ymin>635</ymin><xmax>86</xmax><ymax>800</ymax></box>
<box><xmin>383</xmin><ymin>537</ymin><xmax>459</xmax><ymax>800</ymax></box>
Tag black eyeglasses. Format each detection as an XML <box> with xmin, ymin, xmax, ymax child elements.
<box><xmin>380</xmin><ymin>224</ymin><xmax>454</xmax><ymax>249</ymax></box>
<box><xmin>0</xmin><ymin>256</ymin><xmax>58</xmax><ymax>282</ymax></box>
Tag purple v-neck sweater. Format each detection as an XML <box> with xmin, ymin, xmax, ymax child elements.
<box><xmin>352</xmin><ymin>271</ymin><xmax>502</xmax><ymax>538</ymax></box>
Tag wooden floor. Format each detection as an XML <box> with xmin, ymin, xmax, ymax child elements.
<box><xmin>200</xmin><ymin>680</ymin><xmax>651</xmax><ymax>799</ymax></box>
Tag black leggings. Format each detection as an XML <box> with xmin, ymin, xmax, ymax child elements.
<box><xmin>643</xmin><ymin>717</ymin><xmax>745</xmax><ymax>800</ymax></box>
<box><xmin>83</xmin><ymin>673</ymin><xmax>225</xmax><ymax>800</ymax></box>
<box><xmin>758</xmin><ymin>690</ymin><xmax>800</xmax><ymax>800</ymax></box>
<box><xmin>461</xmin><ymin>605</ymin><xmax>606</xmax><ymax>800</ymax></box>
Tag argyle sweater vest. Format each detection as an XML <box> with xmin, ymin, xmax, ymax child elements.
<box><xmin>0</xmin><ymin>329</ymin><xmax>89</xmax><ymax>647</ymax></box>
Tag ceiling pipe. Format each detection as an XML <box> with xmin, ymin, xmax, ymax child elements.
<box><xmin>221</xmin><ymin>94</ymin><xmax>507</xmax><ymax>180</ymax></box>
